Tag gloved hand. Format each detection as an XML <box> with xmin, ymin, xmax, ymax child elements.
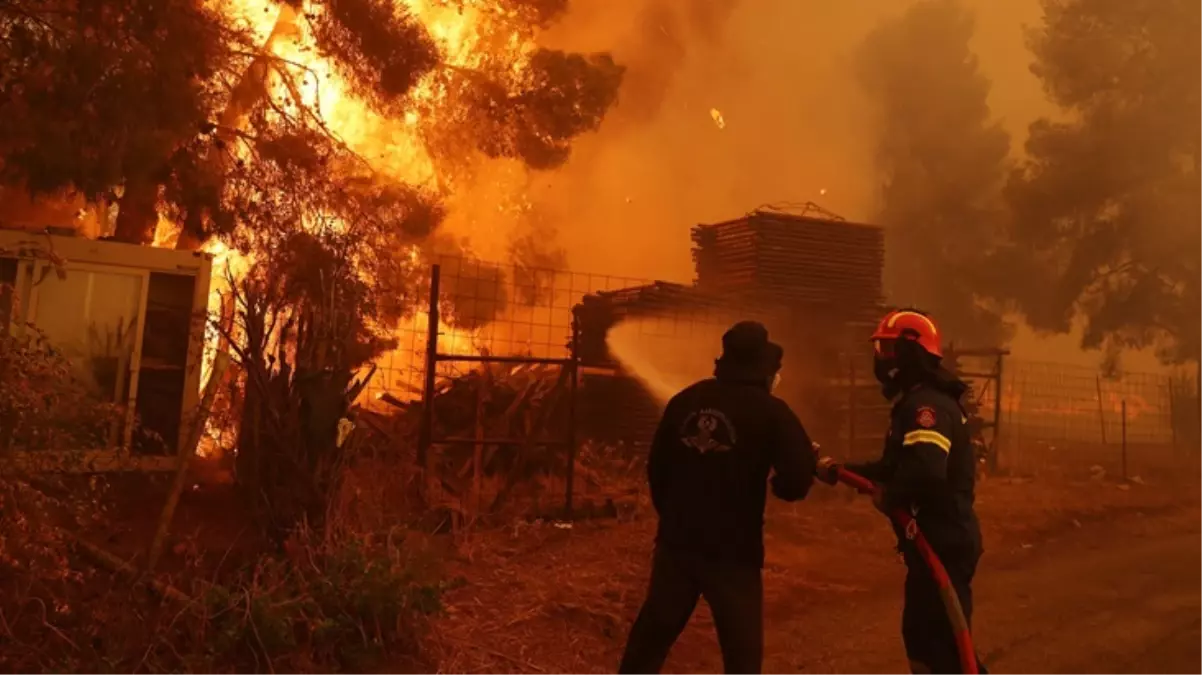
<box><xmin>815</xmin><ymin>456</ymin><xmax>840</xmax><ymax>485</ymax></box>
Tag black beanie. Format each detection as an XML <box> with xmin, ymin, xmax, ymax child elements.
<box><xmin>719</xmin><ymin>321</ymin><xmax>770</xmax><ymax>365</ymax></box>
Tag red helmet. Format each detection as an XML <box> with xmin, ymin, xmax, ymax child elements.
<box><xmin>870</xmin><ymin>309</ymin><xmax>942</xmax><ymax>359</ymax></box>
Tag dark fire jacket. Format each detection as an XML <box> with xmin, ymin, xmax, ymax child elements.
<box><xmin>648</xmin><ymin>372</ymin><xmax>816</xmax><ymax>568</ymax></box>
<box><xmin>847</xmin><ymin>381</ymin><xmax>983</xmax><ymax>562</ymax></box>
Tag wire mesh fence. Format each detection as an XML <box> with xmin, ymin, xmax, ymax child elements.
<box><xmin>985</xmin><ymin>361</ymin><xmax>1198</xmax><ymax>477</ymax></box>
<box><xmin>362</xmin><ymin>254</ymin><xmax>653</xmax><ymax>407</ymax></box>
<box><xmin>360</xmin><ymin>255</ymin><xmax>662</xmax><ymax>517</ymax></box>
<box><xmin>360</xmin><ymin>254</ymin><xmax>1200</xmax><ymax>490</ymax></box>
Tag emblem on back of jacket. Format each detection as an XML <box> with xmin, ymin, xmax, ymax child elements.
<box><xmin>679</xmin><ymin>408</ymin><xmax>737</xmax><ymax>454</ymax></box>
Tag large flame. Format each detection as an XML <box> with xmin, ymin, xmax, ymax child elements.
<box><xmin>151</xmin><ymin>0</ymin><xmax>538</xmax><ymax>412</ymax></box>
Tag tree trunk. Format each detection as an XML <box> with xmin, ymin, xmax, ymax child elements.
<box><xmin>174</xmin><ymin>208</ymin><xmax>207</xmax><ymax>251</ymax></box>
<box><xmin>113</xmin><ymin>177</ymin><xmax>159</xmax><ymax>244</ymax></box>
<box><xmin>174</xmin><ymin>5</ymin><xmax>298</xmax><ymax>252</ymax></box>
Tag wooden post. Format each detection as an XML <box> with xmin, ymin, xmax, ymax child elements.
<box><xmin>1120</xmin><ymin>398</ymin><xmax>1128</xmax><ymax>481</ymax></box>
<box><xmin>147</xmin><ymin>351</ymin><xmax>230</xmax><ymax>573</ymax></box>
<box><xmin>1096</xmin><ymin>375</ymin><xmax>1108</xmax><ymax>444</ymax></box>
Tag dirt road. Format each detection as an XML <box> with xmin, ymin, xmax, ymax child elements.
<box><xmin>761</xmin><ymin>512</ymin><xmax>1201</xmax><ymax>673</ymax></box>
<box><xmin>436</xmin><ymin>487</ymin><xmax>1200</xmax><ymax>674</ymax></box>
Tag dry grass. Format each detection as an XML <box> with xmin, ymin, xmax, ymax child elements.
<box><xmin>5</xmin><ymin>447</ymin><xmax>1195</xmax><ymax>672</ymax></box>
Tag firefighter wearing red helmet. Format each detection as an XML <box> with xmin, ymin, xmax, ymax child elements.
<box><xmin>817</xmin><ymin>309</ymin><xmax>987</xmax><ymax>674</ymax></box>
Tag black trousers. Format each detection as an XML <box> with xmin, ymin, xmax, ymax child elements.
<box><xmin>901</xmin><ymin>549</ymin><xmax>988</xmax><ymax>674</ymax></box>
<box><xmin>618</xmin><ymin>546</ymin><xmax>763</xmax><ymax>674</ymax></box>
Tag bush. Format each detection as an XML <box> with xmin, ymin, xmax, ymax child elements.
<box><xmin>0</xmin><ymin>325</ymin><xmax>120</xmax><ymax>454</ymax></box>
<box><xmin>0</xmin><ymin>511</ymin><xmax>447</xmax><ymax>673</ymax></box>
<box><xmin>193</xmin><ymin>534</ymin><xmax>446</xmax><ymax>672</ymax></box>
<box><xmin>0</xmin><ymin>288</ymin><xmax>445</xmax><ymax>672</ymax></box>
<box><xmin>0</xmin><ymin>320</ymin><xmax>119</xmax><ymax>671</ymax></box>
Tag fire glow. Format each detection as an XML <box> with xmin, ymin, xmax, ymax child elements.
<box><xmin>148</xmin><ymin>0</ymin><xmax>548</xmax><ymax>408</ymax></box>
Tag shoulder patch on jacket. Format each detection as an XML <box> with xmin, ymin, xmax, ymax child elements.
<box><xmin>915</xmin><ymin>405</ymin><xmax>937</xmax><ymax>429</ymax></box>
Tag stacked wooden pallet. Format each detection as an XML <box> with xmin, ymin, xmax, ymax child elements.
<box><xmin>691</xmin><ymin>209</ymin><xmax>884</xmax><ymax>323</ymax></box>
<box><xmin>577</xmin><ymin>373</ymin><xmax>662</xmax><ymax>446</ymax></box>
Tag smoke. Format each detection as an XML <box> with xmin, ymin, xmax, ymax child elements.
<box><xmin>452</xmin><ymin>1</ymin><xmax>1162</xmax><ymax>367</ymax></box>
<box><xmin>854</xmin><ymin>0</ymin><xmax>1012</xmax><ymax>347</ymax></box>
<box><xmin>544</xmin><ymin>0</ymin><xmax>743</xmax><ymax>128</ymax></box>
<box><xmin>509</xmin><ymin>1</ymin><xmax>1045</xmax><ymax>286</ymax></box>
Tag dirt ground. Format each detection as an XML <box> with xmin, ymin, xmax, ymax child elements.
<box><xmin>431</xmin><ymin>473</ymin><xmax>1201</xmax><ymax>674</ymax></box>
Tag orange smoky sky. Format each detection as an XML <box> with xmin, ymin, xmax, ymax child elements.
<box><xmin>529</xmin><ymin>0</ymin><xmax>1048</xmax><ymax>283</ymax></box>
<box><xmin>533</xmin><ymin>0</ymin><xmax>1171</xmax><ymax>371</ymax></box>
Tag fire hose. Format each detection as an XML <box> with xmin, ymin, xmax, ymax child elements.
<box><xmin>832</xmin><ymin>465</ymin><xmax>979</xmax><ymax>675</ymax></box>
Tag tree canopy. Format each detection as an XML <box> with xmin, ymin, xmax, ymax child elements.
<box><xmin>997</xmin><ymin>0</ymin><xmax>1201</xmax><ymax>364</ymax></box>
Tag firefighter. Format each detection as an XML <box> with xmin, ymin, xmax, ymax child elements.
<box><xmin>618</xmin><ymin>321</ymin><xmax>817</xmax><ymax>675</ymax></box>
<box><xmin>816</xmin><ymin>309</ymin><xmax>987</xmax><ymax>674</ymax></box>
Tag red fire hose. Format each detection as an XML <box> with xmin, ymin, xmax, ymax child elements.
<box><xmin>833</xmin><ymin>466</ymin><xmax>979</xmax><ymax>675</ymax></box>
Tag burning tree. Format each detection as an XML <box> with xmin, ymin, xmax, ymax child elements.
<box><xmin>997</xmin><ymin>0</ymin><xmax>1201</xmax><ymax>366</ymax></box>
<box><xmin>0</xmin><ymin>0</ymin><xmax>624</xmax><ymax>539</ymax></box>
<box><xmin>854</xmin><ymin>0</ymin><xmax>1012</xmax><ymax>346</ymax></box>
<box><xmin>0</xmin><ymin>0</ymin><xmax>623</xmax><ymax>246</ymax></box>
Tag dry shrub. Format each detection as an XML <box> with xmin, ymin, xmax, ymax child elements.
<box><xmin>0</xmin><ymin>326</ymin><xmax>120</xmax><ymax>454</ymax></box>
<box><xmin>173</xmin><ymin>531</ymin><xmax>448</xmax><ymax>673</ymax></box>
<box><xmin>0</xmin><ymin>322</ymin><xmax>119</xmax><ymax>670</ymax></box>
<box><xmin>0</xmin><ymin>509</ymin><xmax>448</xmax><ymax>672</ymax></box>
<box><xmin>0</xmin><ymin>280</ymin><xmax>447</xmax><ymax>671</ymax></box>
<box><xmin>227</xmin><ymin>224</ymin><xmax>409</xmax><ymax>544</ymax></box>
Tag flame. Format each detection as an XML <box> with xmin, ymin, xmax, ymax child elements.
<box><xmin>710</xmin><ymin>108</ymin><xmax>726</xmax><ymax>130</ymax></box>
<box><xmin>221</xmin><ymin>0</ymin><xmax>537</xmax><ymax>189</ymax></box>
<box><xmin>144</xmin><ymin>0</ymin><xmax>549</xmax><ymax>455</ymax></box>
<box><xmin>183</xmin><ymin>0</ymin><xmax>553</xmax><ymax>420</ymax></box>
<box><xmin>151</xmin><ymin>216</ymin><xmax>182</xmax><ymax>248</ymax></box>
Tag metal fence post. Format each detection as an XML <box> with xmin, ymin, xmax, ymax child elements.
<box><xmin>418</xmin><ymin>264</ymin><xmax>441</xmax><ymax>469</ymax></box>
<box><xmin>847</xmin><ymin>357</ymin><xmax>856</xmax><ymax>461</ymax></box>
<box><xmin>564</xmin><ymin>308</ymin><xmax>580</xmax><ymax>519</ymax></box>
<box><xmin>1120</xmin><ymin>398</ymin><xmax>1128</xmax><ymax>481</ymax></box>
<box><xmin>1167</xmin><ymin>381</ymin><xmax>1178</xmax><ymax>454</ymax></box>
<box><xmin>989</xmin><ymin>351</ymin><xmax>1003</xmax><ymax>473</ymax></box>
<box><xmin>1195</xmin><ymin>366</ymin><xmax>1202</xmax><ymax>451</ymax></box>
